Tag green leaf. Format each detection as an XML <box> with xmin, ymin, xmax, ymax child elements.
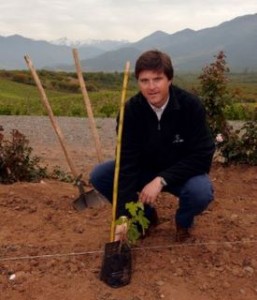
<box><xmin>127</xmin><ymin>223</ymin><xmax>141</xmax><ymax>244</ymax></box>
<box><xmin>125</xmin><ymin>201</ymin><xmax>138</xmax><ymax>217</ymax></box>
<box><xmin>115</xmin><ymin>201</ymin><xmax>151</xmax><ymax>244</ymax></box>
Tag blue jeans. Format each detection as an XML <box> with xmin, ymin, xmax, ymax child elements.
<box><xmin>89</xmin><ymin>160</ymin><xmax>214</xmax><ymax>228</ymax></box>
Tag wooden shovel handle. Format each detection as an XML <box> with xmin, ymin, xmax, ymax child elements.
<box><xmin>24</xmin><ymin>55</ymin><xmax>78</xmax><ymax>178</ymax></box>
<box><xmin>72</xmin><ymin>48</ymin><xmax>103</xmax><ymax>163</ymax></box>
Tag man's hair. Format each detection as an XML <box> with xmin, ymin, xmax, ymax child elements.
<box><xmin>135</xmin><ymin>50</ymin><xmax>174</xmax><ymax>80</ymax></box>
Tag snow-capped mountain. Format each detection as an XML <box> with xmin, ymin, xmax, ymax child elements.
<box><xmin>49</xmin><ymin>37</ymin><xmax>129</xmax><ymax>51</ymax></box>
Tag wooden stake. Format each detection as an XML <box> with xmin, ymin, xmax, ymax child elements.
<box><xmin>24</xmin><ymin>55</ymin><xmax>78</xmax><ymax>178</ymax></box>
<box><xmin>72</xmin><ymin>48</ymin><xmax>103</xmax><ymax>163</ymax></box>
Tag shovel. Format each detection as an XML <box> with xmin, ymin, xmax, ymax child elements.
<box><xmin>72</xmin><ymin>48</ymin><xmax>103</xmax><ymax>163</ymax></box>
<box><xmin>100</xmin><ymin>61</ymin><xmax>132</xmax><ymax>288</ymax></box>
<box><xmin>71</xmin><ymin>48</ymin><xmax>106</xmax><ymax>210</ymax></box>
<box><xmin>24</xmin><ymin>55</ymin><xmax>105</xmax><ymax>209</ymax></box>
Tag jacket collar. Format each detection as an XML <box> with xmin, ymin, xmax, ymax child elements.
<box><xmin>168</xmin><ymin>85</ymin><xmax>180</xmax><ymax>110</ymax></box>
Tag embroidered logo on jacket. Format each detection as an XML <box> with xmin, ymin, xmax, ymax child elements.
<box><xmin>172</xmin><ymin>134</ymin><xmax>184</xmax><ymax>144</ymax></box>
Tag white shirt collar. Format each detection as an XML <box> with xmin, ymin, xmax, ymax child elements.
<box><xmin>149</xmin><ymin>97</ymin><xmax>169</xmax><ymax>120</ymax></box>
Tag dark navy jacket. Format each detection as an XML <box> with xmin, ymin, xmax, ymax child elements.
<box><xmin>117</xmin><ymin>85</ymin><xmax>215</xmax><ymax>216</ymax></box>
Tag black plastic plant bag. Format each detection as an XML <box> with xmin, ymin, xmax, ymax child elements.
<box><xmin>100</xmin><ymin>240</ymin><xmax>132</xmax><ymax>288</ymax></box>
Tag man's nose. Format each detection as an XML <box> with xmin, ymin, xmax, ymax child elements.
<box><xmin>148</xmin><ymin>80</ymin><xmax>157</xmax><ymax>88</ymax></box>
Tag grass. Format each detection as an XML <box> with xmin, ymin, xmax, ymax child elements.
<box><xmin>227</xmin><ymin>73</ymin><xmax>257</xmax><ymax>102</ymax></box>
<box><xmin>0</xmin><ymin>77</ymin><xmax>78</xmax><ymax>115</ymax></box>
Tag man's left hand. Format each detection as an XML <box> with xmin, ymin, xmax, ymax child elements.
<box><xmin>139</xmin><ymin>177</ymin><xmax>163</xmax><ymax>205</ymax></box>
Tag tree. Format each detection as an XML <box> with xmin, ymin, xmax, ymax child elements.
<box><xmin>198</xmin><ymin>51</ymin><xmax>232</xmax><ymax>138</ymax></box>
<box><xmin>197</xmin><ymin>51</ymin><xmax>257</xmax><ymax>165</ymax></box>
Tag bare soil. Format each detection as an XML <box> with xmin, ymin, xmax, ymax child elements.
<box><xmin>0</xmin><ymin>116</ymin><xmax>257</xmax><ymax>300</ymax></box>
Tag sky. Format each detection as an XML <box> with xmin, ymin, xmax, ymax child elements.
<box><xmin>0</xmin><ymin>0</ymin><xmax>256</xmax><ymax>42</ymax></box>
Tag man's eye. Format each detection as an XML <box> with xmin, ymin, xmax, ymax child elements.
<box><xmin>140</xmin><ymin>79</ymin><xmax>148</xmax><ymax>84</ymax></box>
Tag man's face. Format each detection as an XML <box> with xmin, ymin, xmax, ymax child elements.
<box><xmin>137</xmin><ymin>70</ymin><xmax>172</xmax><ymax>108</ymax></box>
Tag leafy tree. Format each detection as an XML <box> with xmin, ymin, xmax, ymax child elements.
<box><xmin>197</xmin><ymin>51</ymin><xmax>232</xmax><ymax>138</ymax></box>
<box><xmin>197</xmin><ymin>51</ymin><xmax>257</xmax><ymax>165</ymax></box>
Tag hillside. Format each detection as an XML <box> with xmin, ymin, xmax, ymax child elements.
<box><xmin>79</xmin><ymin>13</ymin><xmax>257</xmax><ymax>72</ymax></box>
<box><xmin>0</xmin><ymin>13</ymin><xmax>256</xmax><ymax>72</ymax></box>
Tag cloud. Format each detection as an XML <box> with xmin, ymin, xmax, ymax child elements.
<box><xmin>0</xmin><ymin>0</ymin><xmax>256</xmax><ymax>41</ymax></box>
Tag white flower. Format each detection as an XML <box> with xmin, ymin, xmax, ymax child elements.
<box><xmin>216</xmin><ymin>133</ymin><xmax>224</xmax><ymax>143</ymax></box>
<box><xmin>9</xmin><ymin>274</ymin><xmax>16</xmax><ymax>281</ymax></box>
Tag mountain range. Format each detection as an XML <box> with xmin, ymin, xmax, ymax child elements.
<box><xmin>0</xmin><ymin>13</ymin><xmax>256</xmax><ymax>72</ymax></box>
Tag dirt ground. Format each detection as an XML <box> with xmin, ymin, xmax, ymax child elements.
<box><xmin>0</xmin><ymin>116</ymin><xmax>257</xmax><ymax>300</ymax></box>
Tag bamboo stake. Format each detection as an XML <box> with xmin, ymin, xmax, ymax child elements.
<box><xmin>24</xmin><ymin>55</ymin><xmax>78</xmax><ymax>178</ymax></box>
<box><xmin>72</xmin><ymin>48</ymin><xmax>103</xmax><ymax>163</ymax></box>
<box><xmin>110</xmin><ymin>61</ymin><xmax>130</xmax><ymax>242</ymax></box>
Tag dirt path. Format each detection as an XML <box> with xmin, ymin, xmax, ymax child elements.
<box><xmin>1</xmin><ymin>116</ymin><xmax>116</xmax><ymax>176</ymax></box>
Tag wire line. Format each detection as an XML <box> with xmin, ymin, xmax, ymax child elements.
<box><xmin>1</xmin><ymin>239</ymin><xmax>256</xmax><ymax>262</ymax></box>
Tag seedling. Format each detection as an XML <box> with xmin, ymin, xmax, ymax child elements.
<box><xmin>116</xmin><ymin>201</ymin><xmax>150</xmax><ymax>244</ymax></box>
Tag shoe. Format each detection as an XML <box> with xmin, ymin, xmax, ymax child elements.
<box><xmin>175</xmin><ymin>224</ymin><xmax>191</xmax><ymax>242</ymax></box>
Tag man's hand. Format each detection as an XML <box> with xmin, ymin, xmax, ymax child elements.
<box><xmin>114</xmin><ymin>222</ymin><xmax>128</xmax><ymax>241</ymax></box>
<box><xmin>139</xmin><ymin>177</ymin><xmax>163</xmax><ymax>205</ymax></box>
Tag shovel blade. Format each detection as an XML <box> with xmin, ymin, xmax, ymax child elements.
<box><xmin>72</xmin><ymin>193</ymin><xmax>88</xmax><ymax>211</ymax></box>
<box><xmin>100</xmin><ymin>241</ymin><xmax>132</xmax><ymax>288</ymax></box>
<box><xmin>72</xmin><ymin>189</ymin><xmax>109</xmax><ymax>211</ymax></box>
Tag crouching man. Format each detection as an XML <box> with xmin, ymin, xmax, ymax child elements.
<box><xmin>90</xmin><ymin>49</ymin><xmax>215</xmax><ymax>242</ymax></box>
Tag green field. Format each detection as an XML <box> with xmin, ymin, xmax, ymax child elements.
<box><xmin>0</xmin><ymin>70</ymin><xmax>256</xmax><ymax>119</ymax></box>
<box><xmin>0</xmin><ymin>70</ymin><xmax>140</xmax><ymax>117</ymax></box>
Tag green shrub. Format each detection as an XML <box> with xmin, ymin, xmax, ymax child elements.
<box><xmin>197</xmin><ymin>51</ymin><xmax>257</xmax><ymax>165</ymax></box>
<box><xmin>57</xmin><ymin>81</ymin><xmax>80</xmax><ymax>93</ymax></box>
<box><xmin>50</xmin><ymin>165</ymin><xmax>73</xmax><ymax>182</ymax></box>
<box><xmin>0</xmin><ymin>127</ymin><xmax>48</xmax><ymax>183</ymax></box>
<box><xmin>0</xmin><ymin>106</ymin><xmax>12</xmax><ymax>115</ymax></box>
<box><xmin>0</xmin><ymin>126</ymin><xmax>74</xmax><ymax>183</ymax></box>
<box><xmin>99</xmin><ymin>103</ymin><xmax>119</xmax><ymax>117</ymax></box>
<box><xmin>70</xmin><ymin>106</ymin><xmax>84</xmax><ymax>117</ymax></box>
<box><xmin>218</xmin><ymin>121</ymin><xmax>257</xmax><ymax>165</ymax></box>
<box><xmin>224</xmin><ymin>104</ymin><xmax>249</xmax><ymax>120</ymax></box>
<box><xmin>197</xmin><ymin>51</ymin><xmax>231</xmax><ymax>137</ymax></box>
